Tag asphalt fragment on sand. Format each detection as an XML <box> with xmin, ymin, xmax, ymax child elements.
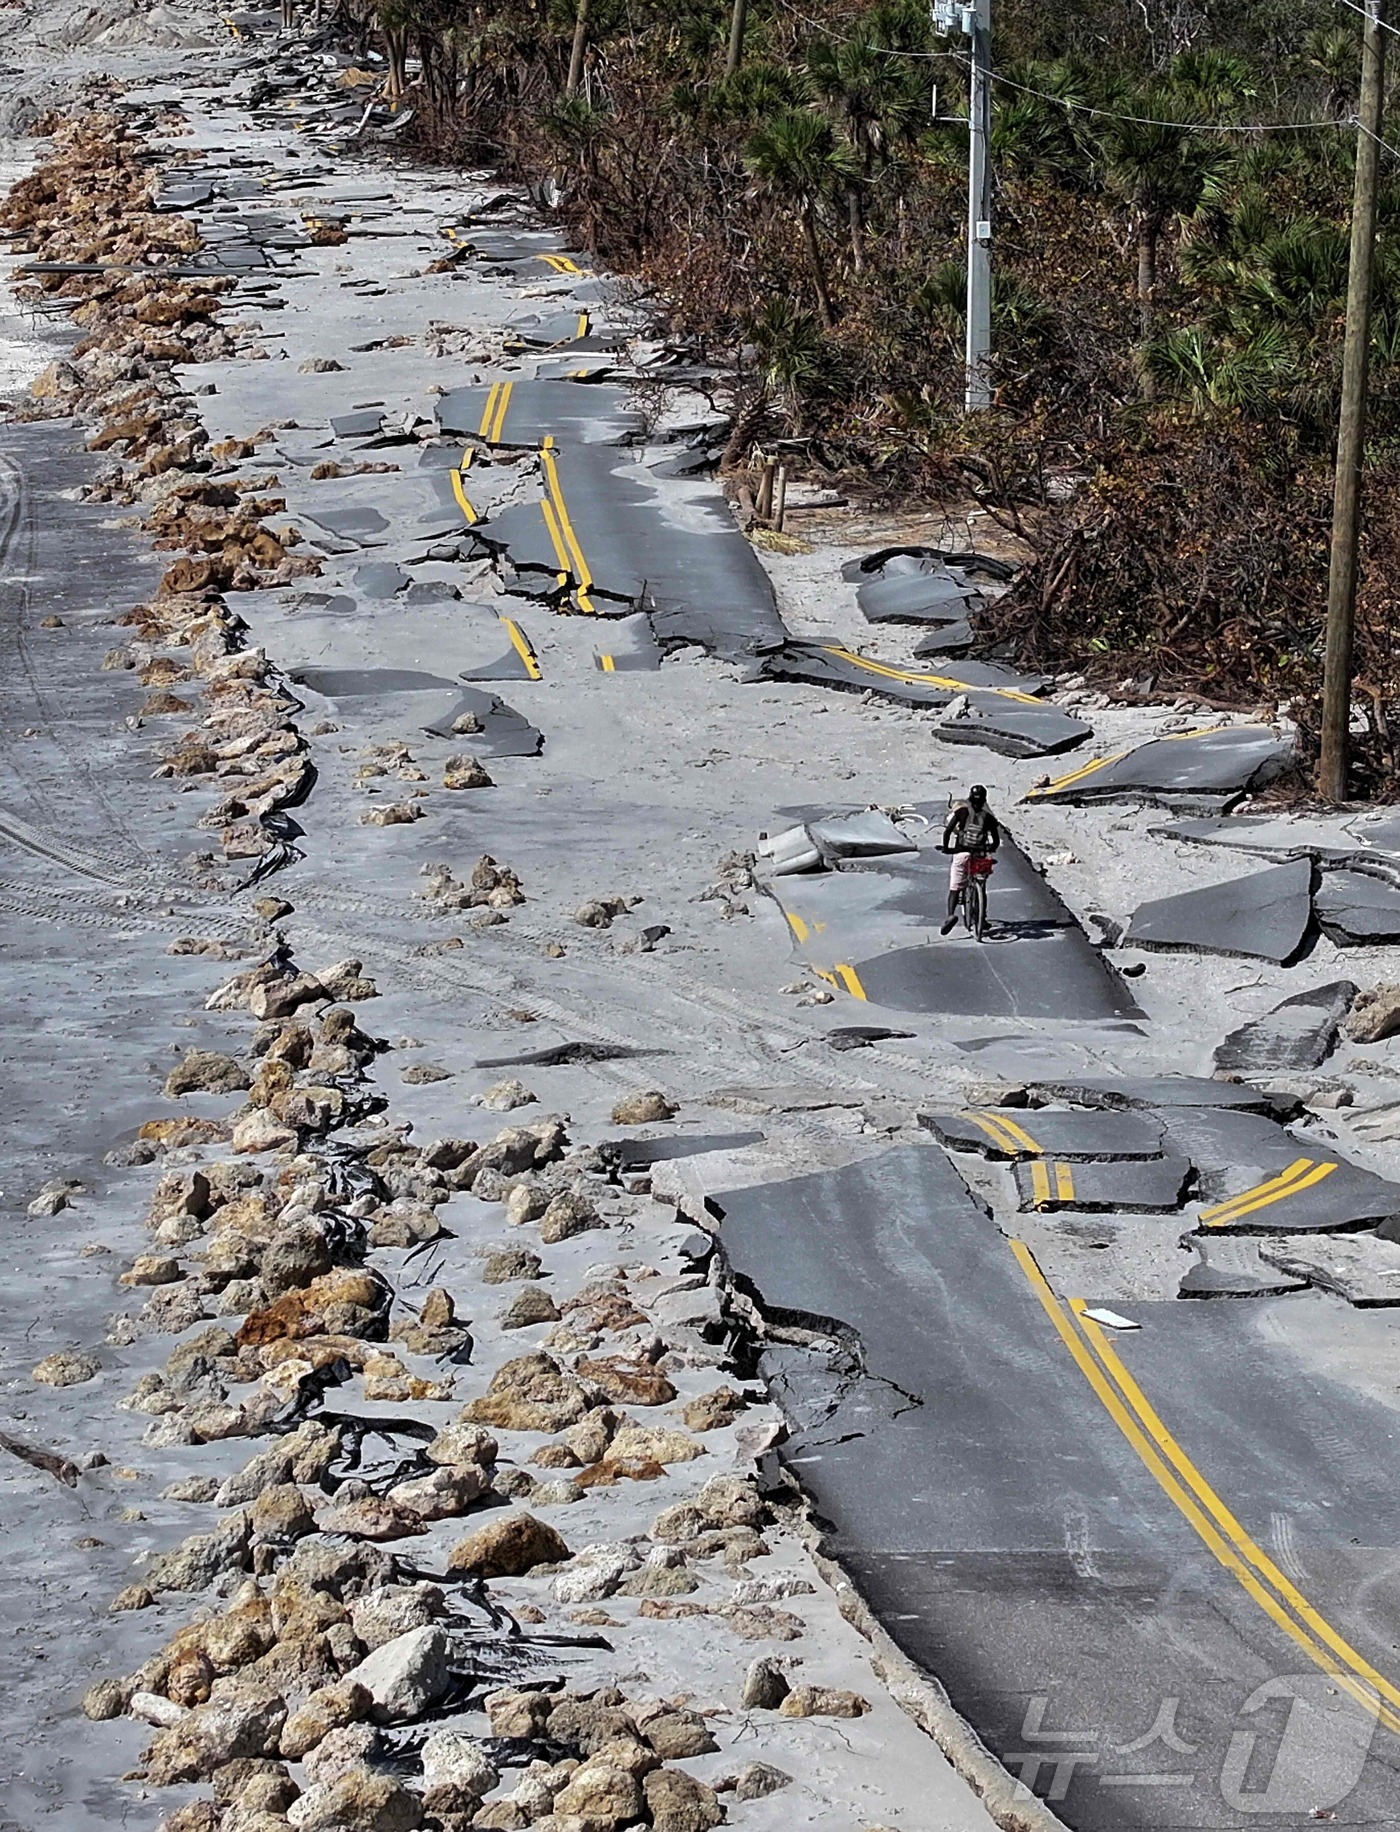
<box><xmin>1124</xmin><ymin>856</ymin><xmax>1315</xmax><ymax>964</ymax></box>
<box><xmin>1213</xmin><ymin>979</ymin><xmax>1356</xmax><ymax>1073</ymax></box>
<box><xmin>1314</xmin><ymin>865</ymin><xmax>1400</xmax><ymax>944</ymax></box>
<box><xmin>759</xmin><ymin>641</ymin><xmax>1091</xmax><ymax>758</ymax></box>
<box><xmin>921</xmin><ymin>1107</ymin><xmax>1169</xmax><ymax>1160</ymax></box>
<box><xmin>764</xmin><ymin>824</ymin><xmax>1142</xmax><ymax>1021</ymax></box>
<box><xmin>1026</xmin><ymin>723</ymin><xmax>1294</xmax><ymax>811</ymax></box>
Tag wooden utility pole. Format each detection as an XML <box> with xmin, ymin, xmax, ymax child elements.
<box><xmin>566</xmin><ymin>0</ymin><xmax>590</xmax><ymax>96</ymax></box>
<box><xmin>1320</xmin><ymin>0</ymin><xmax>1388</xmax><ymax>800</ymax></box>
<box><xmin>725</xmin><ymin>0</ymin><xmax>749</xmax><ymax>80</ymax></box>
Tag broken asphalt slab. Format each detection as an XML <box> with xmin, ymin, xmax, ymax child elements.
<box><xmin>921</xmin><ymin>1107</ymin><xmax>1169</xmax><ymax>1160</ymax></box>
<box><xmin>1258</xmin><ymin>1232</ymin><xmax>1400</xmax><ymax>1305</ymax></box>
<box><xmin>757</xmin><ymin>644</ymin><xmax>1088</xmax><ymax>757</ymax></box>
<box><xmin>1315</xmin><ymin>866</ymin><xmax>1400</xmax><ymax>944</ymax></box>
<box><xmin>1009</xmin><ymin>1150</ymin><xmax>1192</xmax><ymax>1212</ymax></box>
<box><xmin>712</xmin><ymin>1147</ymin><xmax>1400</xmax><ymax>1832</ymax></box>
<box><xmin>766</xmin><ymin>830</ymin><xmax>1142</xmax><ymax>1021</ymax></box>
<box><xmin>1026</xmin><ymin>724</ymin><xmax>1293</xmax><ymax>811</ymax></box>
<box><xmin>1124</xmin><ymin>856</ymin><xmax>1314</xmax><ymax>964</ymax></box>
<box><xmin>1178</xmin><ymin>1236</ymin><xmax>1310</xmax><ymax>1299</ymax></box>
<box><xmin>1213</xmin><ymin>980</ymin><xmax>1356</xmax><ymax>1074</ymax></box>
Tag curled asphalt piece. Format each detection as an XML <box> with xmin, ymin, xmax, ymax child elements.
<box><xmin>759</xmin><ymin>644</ymin><xmax>1086</xmax><ymax>757</ymax></box>
<box><xmin>856</xmin><ymin>567</ymin><xmax>981</xmax><ymax>626</ymax></box>
<box><xmin>1149</xmin><ymin>813</ymin><xmax>1368</xmax><ymax>862</ymax></box>
<box><xmin>1011</xmin><ymin>1151</ymin><xmax>1192</xmax><ymax>1213</ymax></box>
<box><xmin>911</xmin><ymin>621</ymin><xmax>974</xmax><ymax>657</ymax></box>
<box><xmin>1026</xmin><ymin>1076</ymin><xmax>1283</xmax><ymax>1114</ymax></box>
<box><xmin>422</xmin><ymin>686</ymin><xmax>543</xmax><ymax>757</ymax></box>
<box><xmin>1179</xmin><ymin>1238</ymin><xmax>1309</xmax><ymax>1299</ymax></box>
<box><xmin>824</xmin><ymin>1026</ymin><xmax>916</xmax><ymax>1050</ymax></box>
<box><xmin>921</xmin><ymin>1108</ymin><xmax>1168</xmax><ymax>1160</ymax></box>
<box><xmin>1124</xmin><ymin>856</ymin><xmax>1314</xmax><ymax>965</ymax></box>
<box><xmin>1213</xmin><ymin>980</ymin><xmax>1356</xmax><ymax>1074</ymax></box>
<box><xmin>602</xmin><ymin>1132</ymin><xmax>765</xmax><ymax>1168</ymax></box>
<box><xmin>1026</xmin><ymin>724</ymin><xmax>1294</xmax><ymax>812</ymax></box>
<box><xmin>295</xmin><ymin>666</ymin><xmax>455</xmax><ymax>695</ymax></box>
<box><xmin>839</xmin><ymin>544</ymin><xmax>1018</xmax><ymax>584</ymax></box>
<box><xmin>1314</xmin><ymin>867</ymin><xmax>1400</xmax><ymax>944</ymax></box>
<box><xmin>472</xmin><ymin>1040</ymin><xmax>654</xmax><ymax>1069</ymax></box>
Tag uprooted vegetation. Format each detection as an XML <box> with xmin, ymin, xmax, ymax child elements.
<box><xmin>323</xmin><ymin>0</ymin><xmax>1400</xmax><ymax>782</ymax></box>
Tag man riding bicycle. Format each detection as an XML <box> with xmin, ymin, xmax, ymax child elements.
<box><xmin>940</xmin><ymin>784</ymin><xmax>1001</xmax><ymax>935</ymax></box>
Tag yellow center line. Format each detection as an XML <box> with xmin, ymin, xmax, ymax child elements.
<box><xmin>1056</xmin><ymin>1160</ymin><xmax>1075</xmax><ymax>1202</ymax></box>
<box><xmin>1200</xmin><ymin>1158</ymin><xmax>1337</xmax><ymax>1227</ymax></box>
<box><xmin>820</xmin><ymin>645</ymin><xmax>1042</xmax><ymax>707</ymax></box>
<box><xmin>476</xmin><ymin>380</ymin><xmax>512</xmax><ymax>443</ymax></box>
<box><xmin>965</xmin><ymin>1111</ymin><xmax>1036</xmax><ymax>1156</ymax></box>
<box><xmin>539</xmin><ymin>495</ymin><xmax>574</xmax><ymax>589</ymax></box>
<box><xmin>499</xmin><ymin>618</ymin><xmax>541</xmax><ymax>681</ymax></box>
<box><xmin>987</xmin><ymin>1112</ymin><xmax>1045</xmax><ymax>1155</ymax></box>
<box><xmin>834</xmin><ymin>963</ymin><xmax>867</xmax><ymax>1000</ymax></box>
<box><xmin>540</xmin><ymin>436</ymin><xmax>596</xmax><ymax>613</ymax></box>
<box><xmin>1030</xmin><ymin>1160</ymin><xmax>1051</xmax><ymax>1207</ymax></box>
<box><xmin>576</xmin><ymin>312</ymin><xmax>590</xmax><ymax>339</ymax></box>
<box><xmin>450</xmin><ymin>444</ymin><xmax>478</xmax><ymax>524</ymax></box>
<box><xmin>599</xmin><ymin>653</ymin><xmax>616</xmax><ymax>672</ymax></box>
<box><xmin>1012</xmin><ymin>1242</ymin><xmax>1400</xmax><ymax>1734</ymax></box>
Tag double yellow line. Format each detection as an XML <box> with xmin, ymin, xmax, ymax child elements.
<box><xmin>1200</xmin><ymin>1157</ymin><xmax>1337</xmax><ymax>1228</ymax></box>
<box><xmin>539</xmin><ymin>435</ymin><xmax>596</xmax><ymax>613</ymax></box>
<box><xmin>821</xmin><ymin>645</ymin><xmax>1042</xmax><ymax>708</ymax></box>
<box><xmin>500</xmin><ymin>618</ymin><xmax>542</xmax><ymax>681</ymax></box>
<box><xmin>782</xmin><ymin>912</ymin><xmax>867</xmax><ymax>1000</ymax></box>
<box><xmin>1024</xmin><ymin>725</ymin><xmax>1257</xmax><ymax>800</ymax></box>
<box><xmin>1013</xmin><ymin>1240</ymin><xmax>1400</xmax><ymax>1735</ymax></box>
<box><xmin>451</xmin><ymin>443</ymin><xmax>479</xmax><ymax>524</ymax></box>
<box><xmin>1029</xmin><ymin>1159</ymin><xmax>1076</xmax><ymax>1206</ymax></box>
<box><xmin>477</xmin><ymin>380</ymin><xmax>513</xmax><ymax>445</ymax></box>
<box><xmin>541</xmin><ymin>253</ymin><xmax>583</xmax><ymax>274</ymax></box>
<box><xmin>964</xmin><ymin>1110</ymin><xmax>1045</xmax><ymax>1155</ymax></box>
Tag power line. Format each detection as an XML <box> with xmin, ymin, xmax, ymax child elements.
<box><xmin>963</xmin><ymin>57</ymin><xmax>1344</xmax><ymax>134</ymax></box>
<box><xmin>770</xmin><ymin>0</ymin><xmax>1347</xmax><ymax>133</ymax></box>
<box><xmin>1335</xmin><ymin>0</ymin><xmax>1400</xmax><ymax>43</ymax></box>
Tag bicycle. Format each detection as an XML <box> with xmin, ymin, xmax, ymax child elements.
<box><xmin>954</xmin><ymin>850</ymin><xmax>996</xmax><ymax>942</ymax></box>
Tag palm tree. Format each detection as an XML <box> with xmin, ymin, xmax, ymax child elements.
<box><xmin>744</xmin><ymin>109</ymin><xmax>857</xmax><ymax>329</ymax></box>
<box><xmin>1304</xmin><ymin>23</ymin><xmax>1361</xmax><ymax>121</ymax></box>
<box><xmin>806</xmin><ymin>32</ymin><xmax>927</xmax><ymax>271</ymax></box>
<box><xmin>1143</xmin><ymin>322</ymin><xmax>1299</xmax><ymax>418</ymax></box>
<box><xmin>1094</xmin><ymin>105</ymin><xmax>1225</xmax><ymax>336</ymax></box>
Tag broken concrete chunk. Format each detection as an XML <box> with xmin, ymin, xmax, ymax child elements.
<box><xmin>164</xmin><ymin>1050</ymin><xmax>251</xmax><ymax>1097</ymax></box>
<box><xmin>32</xmin><ymin>1351</ymin><xmax>100</xmax><ymax>1387</ymax></box>
<box><xmin>345</xmin><ymin>1626</ymin><xmax>452</xmax><ymax>1723</ymax></box>
<box><xmin>447</xmin><ymin>1511</ymin><xmax>571</xmax><ymax>1576</ymax></box>
<box><xmin>1344</xmin><ymin>983</ymin><xmax>1400</xmax><ymax>1044</ymax></box>
<box><xmin>610</xmin><ymin>1091</ymin><xmax>676</xmax><ymax>1124</ymax></box>
<box><xmin>444</xmin><ymin>753</ymin><xmax>493</xmax><ymax>789</ymax></box>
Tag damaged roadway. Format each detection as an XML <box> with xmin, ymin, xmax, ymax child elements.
<box><xmin>9</xmin><ymin>12</ymin><xmax>1400</xmax><ymax>1832</ymax></box>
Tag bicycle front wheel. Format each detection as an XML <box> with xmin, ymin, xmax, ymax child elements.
<box><xmin>970</xmin><ymin>877</ymin><xmax>987</xmax><ymax>942</ymax></box>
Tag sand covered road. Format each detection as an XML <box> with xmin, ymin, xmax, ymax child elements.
<box><xmin>8</xmin><ymin>10</ymin><xmax>1400</xmax><ymax>1832</ymax></box>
